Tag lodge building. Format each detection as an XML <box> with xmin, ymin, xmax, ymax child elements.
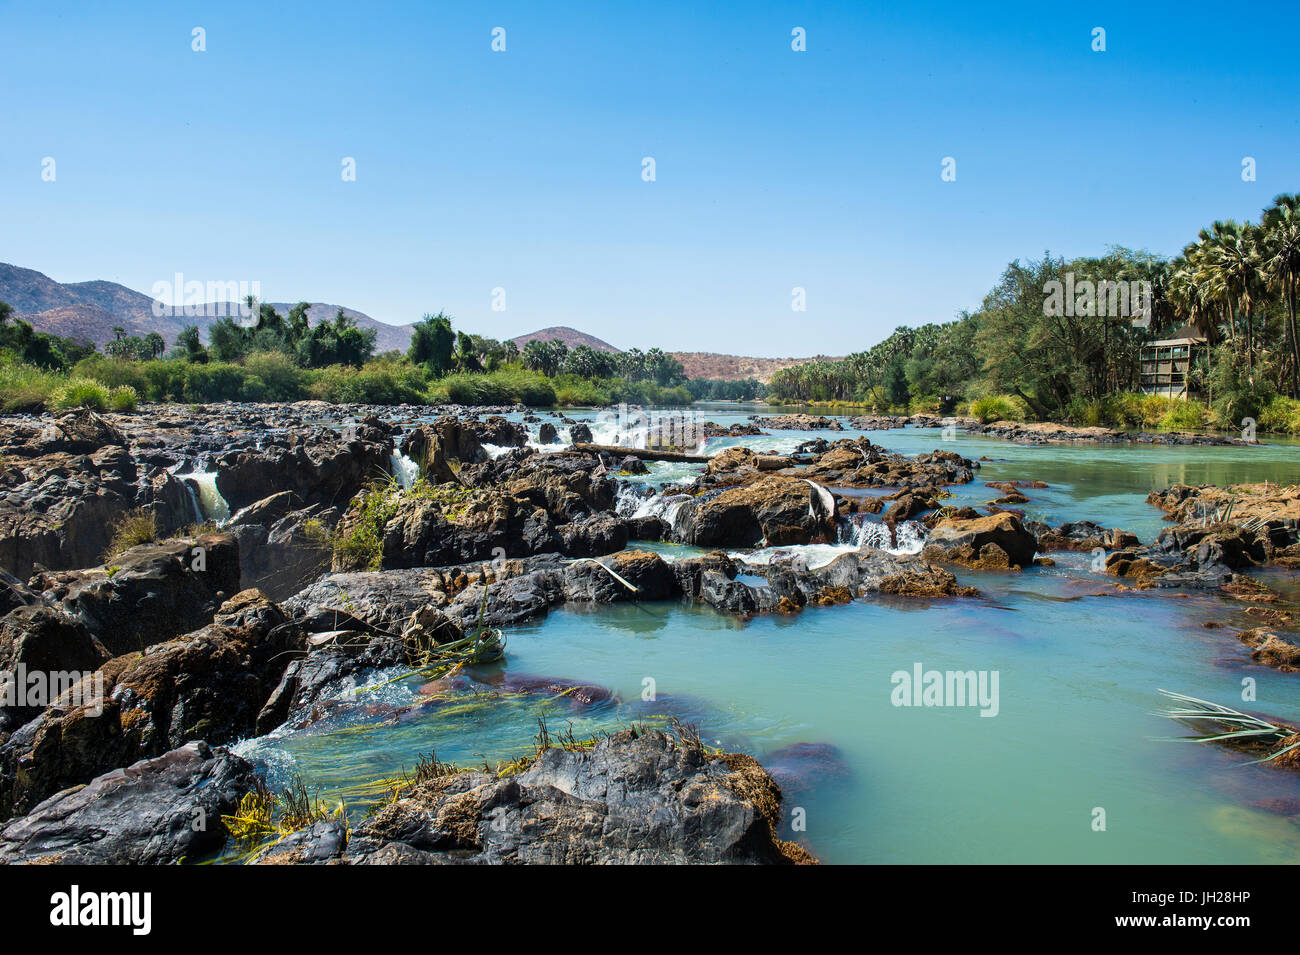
<box><xmin>1139</xmin><ymin>324</ymin><xmax>1207</xmax><ymax>399</ymax></box>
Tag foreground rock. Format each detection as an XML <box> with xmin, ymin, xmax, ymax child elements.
<box><xmin>0</xmin><ymin>414</ymin><xmax>142</xmax><ymax>577</ymax></box>
<box><xmin>968</xmin><ymin>420</ymin><xmax>1256</xmax><ymax>447</ymax></box>
<box><xmin>750</xmin><ymin>414</ymin><xmax>843</xmax><ymax>431</ymax></box>
<box><xmin>32</xmin><ymin>533</ymin><xmax>241</xmax><ymax>656</ymax></box>
<box><xmin>0</xmin><ymin>606</ymin><xmax>109</xmax><ymax>732</ymax></box>
<box><xmin>258</xmin><ymin>729</ymin><xmax>814</xmax><ymax>865</ymax></box>
<box><xmin>0</xmin><ymin>590</ymin><xmax>303</xmax><ymax>819</ymax></box>
<box><xmin>1147</xmin><ymin>484</ymin><xmax>1300</xmax><ymax>567</ymax></box>
<box><xmin>0</xmin><ymin>742</ymin><xmax>252</xmax><ymax>864</ymax></box>
<box><xmin>338</xmin><ymin>454</ymin><xmax>628</xmax><ymax>569</ymax></box>
<box><xmin>215</xmin><ymin>416</ymin><xmax>395</xmax><ymax>513</ymax></box>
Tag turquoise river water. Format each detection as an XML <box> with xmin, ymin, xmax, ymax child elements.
<box><xmin>237</xmin><ymin>405</ymin><xmax>1300</xmax><ymax>864</ymax></box>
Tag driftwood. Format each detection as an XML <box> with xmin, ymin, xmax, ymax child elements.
<box><xmin>572</xmin><ymin>443</ymin><xmax>799</xmax><ymax>471</ymax></box>
<box><xmin>572</xmin><ymin>443</ymin><xmax>710</xmax><ymax>463</ymax></box>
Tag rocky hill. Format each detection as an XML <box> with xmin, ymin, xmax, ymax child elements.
<box><xmin>511</xmin><ymin>326</ymin><xmax>620</xmax><ymax>353</ymax></box>
<box><xmin>0</xmin><ymin>264</ymin><xmax>413</xmax><ymax>350</ymax></box>
<box><xmin>670</xmin><ymin>351</ymin><xmax>841</xmax><ymax>383</ymax></box>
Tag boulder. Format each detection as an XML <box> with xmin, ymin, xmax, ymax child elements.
<box><xmin>35</xmin><ymin>533</ymin><xmax>241</xmax><ymax>656</ymax></box>
<box><xmin>679</xmin><ymin>476</ymin><xmax>836</xmax><ymax>547</ymax></box>
<box><xmin>0</xmin><ymin>446</ymin><xmax>139</xmax><ymax>577</ymax></box>
<box><xmin>0</xmin><ymin>606</ymin><xmax>109</xmax><ymax>731</ymax></box>
<box><xmin>330</xmin><ymin>729</ymin><xmax>813</xmax><ymax>864</ymax></box>
<box><xmin>0</xmin><ymin>742</ymin><xmax>253</xmax><ymax>864</ymax></box>
<box><xmin>0</xmin><ymin>589</ymin><xmax>304</xmax><ymax>819</ymax></box>
<box><xmin>922</xmin><ymin>512</ymin><xmax>1036</xmax><ymax>569</ymax></box>
<box><xmin>561</xmin><ymin>550</ymin><xmax>677</xmax><ymax>602</ymax></box>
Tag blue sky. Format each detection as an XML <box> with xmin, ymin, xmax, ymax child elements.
<box><xmin>1</xmin><ymin>1</ymin><xmax>1297</xmax><ymax>356</ymax></box>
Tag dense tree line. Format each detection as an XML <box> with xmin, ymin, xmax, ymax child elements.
<box><xmin>0</xmin><ymin>302</ymin><xmax>97</xmax><ymax>369</ymax></box>
<box><xmin>769</xmin><ymin>194</ymin><xmax>1300</xmax><ymax>427</ymax></box>
<box><xmin>406</xmin><ymin>314</ymin><xmax>686</xmax><ymax>387</ymax></box>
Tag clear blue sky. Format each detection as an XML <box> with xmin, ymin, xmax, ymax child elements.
<box><xmin>1</xmin><ymin>0</ymin><xmax>1297</xmax><ymax>356</ymax></box>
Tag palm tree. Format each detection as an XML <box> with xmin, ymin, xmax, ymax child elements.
<box><xmin>145</xmin><ymin>332</ymin><xmax>166</xmax><ymax>359</ymax></box>
<box><xmin>1261</xmin><ymin>194</ymin><xmax>1300</xmax><ymax>397</ymax></box>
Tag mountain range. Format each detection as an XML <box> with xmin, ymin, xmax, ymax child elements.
<box><xmin>0</xmin><ymin>264</ymin><xmax>830</xmax><ymax>380</ymax></box>
<box><xmin>0</xmin><ymin>264</ymin><xmax>415</xmax><ymax>353</ymax></box>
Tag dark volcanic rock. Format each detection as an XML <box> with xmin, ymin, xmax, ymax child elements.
<box><xmin>0</xmin><ymin>741</ymin><xmax>253</xmax><ymax>864</ymax></box>
<box><xmin>0</xmin><ymin>445</ymin><xmax>139</xmax><ymax>578</ymax></box>
<box><xmin>561</xmin><ymin>550</ymin><xmax>677</xmax><ymax>602</ymax></box>
<box><xmin>216</xmin><ymin>424</ymin><xmax>391</xmax><ymax>513</ymax></box>
<box><xmin>0</xmin><ymin>590</ymin><xmax>304</xmax><ymax>820</ymax></box>
<box><xmin>34</xmin><ymin>533</ymin><xmax>241</xmax><ymax>656</ymax></box>
<box><xmin>676</xmin><ymin>476</ymin><xmax>836</xmax><ymax>547</ymax></box>
<box><xmin>318</xmin><ymin>729</ymin><xmax>813</xmax><ymax>865</ymax></box>
<box><xmin>0</xmin><ymin>606</ymin><xmax>110</xmax><ymax>731</ymax></box>
<box><xmin>922</xmin><ymin>512</ymin><xmax>1037</xmax><ymax>569</ymax></box>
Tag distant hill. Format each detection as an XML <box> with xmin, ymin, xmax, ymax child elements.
<box><xmin>671</xmin><ymin>351</ymin><xmax>841</xmax><ymax>383</ymax></box>
<box><xmin>511</xmin><ymin>326</ymin><xmax>620</xmax><ymax>353</ymax></box>
<box><xmin>0</xmin><ymin>264</ymin><xmax>414</xmax><ymax>351</ymax></box>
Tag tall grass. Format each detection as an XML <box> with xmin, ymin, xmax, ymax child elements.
<box><xmin>968</xmin><ymin>394</ymin><xmax>1021</xmax><ymax>424</ymax></box>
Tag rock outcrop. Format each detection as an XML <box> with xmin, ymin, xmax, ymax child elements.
<box><xmin>0</xmin><ymin>741</ymin><xmax>253</xmax><ymax>864</ymax></box>
<box><xmin>922</xmin><ymin>512</ymin><xmax>1037</xmax><ymax>569</ymax></box>
<box><xmin>0</xmin><ymin>590</ymin><xmax>303</xmax><ymax>819</ymax></box>
<box><xmin>257</xmin><ymin>729</ymin><xmax>814</xmax><ymax>865</ymax></box>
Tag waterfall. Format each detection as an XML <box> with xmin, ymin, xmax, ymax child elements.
<box><xmin>389</xmin><ymin>451</ymin><xmax>420</xmax><ymax>490</ymax></box>
<box><xmin>842</xmin><ymin>518</ymin><xmax>926</xmax><ymax>555</ymax></box>
<box><xmin>176</xmin><ymin>471</ymin><xmax>231</xmax><ymax>523</ymax></box>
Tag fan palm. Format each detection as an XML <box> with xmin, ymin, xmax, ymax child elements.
<box><xmin>1261</xmin><ymin>194</ymin><xmax>1300</xmax><ymax>397</ymax></box>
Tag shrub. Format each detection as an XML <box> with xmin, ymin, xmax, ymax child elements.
<box><xmin>142</xmin><ymin>359</ymin><xmax>190</xmax><ymax>402</ymax></box>
<box><xmin>309</xmin><ymin>362</ymin><xmax>428</xmax><ymax>404</ymax></box>
<box><xmin>108</xmin><ymin>385</ymin><xmax>139</xmax><ymax>412</ymax></box>
<box><xmin>49</xmin><ymin>377</ymin><xmax>110</xmax><ymax>411</ymax></box>
<box><xmin>1259</xmin><ymin>395</ymin><xmax>1300</xmax><ymax>435</ymax></box>
<box><xmin>969</xmin><ymin>394</ymin><xmax>1018</xmax><ymax>424</ymax></box>
<box><xmin>244</xmin><ymin>350</ymin><xmax>306</xmax><ymax>401</ymax></box>
<box><xmin>103</xmin><ymin>508</ymin><xmax>158</xmax><ymax>560</ymax></box>
<box><xmin>1158</xmin><ymin>400</ymin><xmax>1207</xmax><ymax>431</ymax></box>
<box><xmin>70</xmin><ymin>355</ymin><xmax>149</xmax><ymax>392</ymax></box>
<box><xmin>183</xmin><ymin>362</ymin><xmax>248</xmax><ymax>402</ymax></box>
<box><xmin>0</xmin><ymin>363</ymin><xmax>63</xmax><ymax>412</ymax></box>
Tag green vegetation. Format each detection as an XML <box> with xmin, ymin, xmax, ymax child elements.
<box><xmin>331</xmin><ymin>477</ymin><xmax>481</xmax><ymax>571</ymax></box>
<box><xmin>685</xmin><ymin>377</ymin><xmax>768</xmax><ymax>401</ymax></box>
<box><xmin>221</xmin><ymin>774</ymin><xmax>344</xmax><ymax>857</ymax></box>
<box><xmin>769</xmin><ymin>193</ymin><xmax>1300</xmax><ymax>433</ymax></box>
<box><xmin>50</xmin><ymin>377</ymin><xmax>110</xmax><ymax>411</ymax></box>
<box><xmin>0</xmin><ymin>297</ymin><xmax>692</xmax><ymax>410</ymax></box>
<box><xmin>102</xmin><ymin>508</ymin><xmax>159</xmax><ymax>561</ymax></box>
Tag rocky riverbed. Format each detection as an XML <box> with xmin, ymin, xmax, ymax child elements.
<box><xmin>0</xmin><ymin>401</ymin><xmax>1298</xmax><ymax>864</ymax></box>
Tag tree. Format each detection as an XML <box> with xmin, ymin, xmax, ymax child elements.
<box><xmin>1261</xmin><ymin>194</ymin><xmax>1300</xmax><ymax>397</ymax></box>
<box><xmin>175</xmin><ymin>325</ymin><xmax>208</xmax><ymax>363</ymax></box>
<box><xmin>408</xmin><ymin>312</ymin><xmax>455</xmax><ymax>375</ymax></box>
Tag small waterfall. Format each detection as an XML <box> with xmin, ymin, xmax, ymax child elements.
<box><xmin>843</xmin><ymin>518</ymin><xmax>926</xmax><ymax>555</ymax></box>
<box><xmin>176</xmin><ymin>471</ymin><xmax>231</xmax><ymax>523</ymax></box>
<box><xmin>615</xmin><ymin>485</ymin><xmax>644</xmax><ymax>518</ymax></box>
<box><xmin>389</xmin><ymin>451</ymin><xmax>420</xmax><ymax>490</ymax></box>
<box><xmin>182</xmin><ymin>482</ymin><xmax>203</xmax><ymax>524</ymax></box>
